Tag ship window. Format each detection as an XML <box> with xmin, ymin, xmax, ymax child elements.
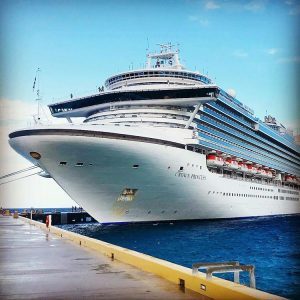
<box><xmin>59</xmin><ymin>161</ymin><xmax>67</xmax><ymax>166</ymax></box>
<box><xmin>148</xmin><ymin>211</ymin><xmax>151</xmax><ymax>214</ymax></box>
<box><xmin>132</xmin><ymin>164</ymin><xmax>139</xmax><ymax>169</ymax></box>
<box><xmin>75</xmin><ymin>163</ymin><xmax>84</xmax><ymax>167</ymax></box>
<box><xmin>179</xmin><ymin>166</ymin><xmax>184</xmax><ymax>171</ymax></box>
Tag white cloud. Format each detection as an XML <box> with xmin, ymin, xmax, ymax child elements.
<box><xmin>199</xmin><ymin>18</ymin><xmax>210</xmax><ymax>26</ymax></box>
<box><xmin>188</xmin><ymin>15</ymin><xmax>210</xmax><ymax>26</ymax></box>
<box><xmin>277</xmin><ymin>56</ymin><xmax>300</xmax><ymax>63</ymax></box>
<box><xmin>233</xmin><ymin>49</ymin><xmax>249</xmax><ymax>58</ymax></box>
<box><xmin>283</xmin><ymin>0</ymin><xmax>300</xmax><ymax>15</ymax></box>
<box><xmin>188</xmin><ymin>15</ymin><xmax>198</xmax><ymax>21</ymax></box>
<box><xmin>0</xmin><ymin>99</ymin><xmax>75</xmax><ymax>209</ymax></box>
<box><xmin>0</xmin><ymin>98</ymin><xmax>69</xmax><ymax>127</ymax></box>
<box><xmin>244</xmin><ymin>0</ymin><xmax>266</xmax><ymax>12</ymax></box>
<box><xmin>282</xmin><ymin>119</ymin><xmax>300</xmax><ymax>136</ymax></box>
<box><xmin>266</xmin><ymin>48</ymin><xmax>279</xmax><ymax>55</ymax></box>
<box><xmin>204</xmin><ymin>0</ymin><xmax>220</xmax><ymax>10</ymax></box>
<box><xmin>288</xmin><ymin>4</ymin><xmax>300</xmax><ymax>15</ymax></box>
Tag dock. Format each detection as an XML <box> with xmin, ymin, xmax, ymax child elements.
<box><xmin>0</xmin><ymin>215</ymin><xmax>285</xmax><ymax>300</ymax></box>
<box><xmin>0</xmin><ymin>216</ymin><xmax>202</xmax><ymax>299</ymax></box>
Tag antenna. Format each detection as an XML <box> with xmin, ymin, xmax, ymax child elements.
<box><xmin>157</xmin><ymin>43</ymin><xmax>174</xmax><ymax>53</ymax></box>
<box><xmin>33</xmin><ymin>68</ymin><xmax>41</xmax><ymax>124</ymax></box>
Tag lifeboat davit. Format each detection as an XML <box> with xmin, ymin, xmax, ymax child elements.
<box><xmin>224</xmin><ymin>156</ymin><xmax>238</xmax><ymax>170</ymax></box>
<box><xmin>257</xmin><ymin>167</ymin><xmax>268</xmax><ymax>178</ymax></box>
<box><xmin>266</xmin><ymin>169</ymin><xmax>273</xmax><ymax>179</ymax></box>
<box><xmin>250</xmin><ymin>165</ymin><xmax>258</xmax><ymax>175</ymax></box>
<box><xmin>237</xmin><ymin>160</ymin><xmax>248</xmax><ymax>172</ymax></box>
<box><xmin>207</xmin><ymin>152</ymin><xmax>224</xmax><ymax>167</ymax></box>
<box><xmin>285</xmin><ymin>175</ymin><xmax>294</xmax><ymax>183</ymax></box>
<box><xmin>245</xmin><ymin>162</ymin><xmax>255</xmax><ymax>174</ymax></box>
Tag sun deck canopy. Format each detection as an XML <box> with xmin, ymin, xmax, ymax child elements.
<box><xmin>48</xmin><ymin>86</ymin><xmax>219</xmax><ymax>118</ymax></box>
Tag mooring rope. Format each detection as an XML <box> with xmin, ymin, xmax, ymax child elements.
<box><xmin>0</xmin><ymin>166</ymin><xmax>39</xmax><ymax>180</ymax></box>
<box><xmin>0</xmin><ymin>171</ymin><xmax>41</xmax><ymax>185</ymax></box>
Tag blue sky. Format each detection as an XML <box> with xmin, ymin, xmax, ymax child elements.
<box><xmin>1</xmin><ymin>0</ymin><xmax>299</xmax><ymax>127</ymax></box>
<box><xmin>0</xmin><ymin>0</ymin><xmax>299</xmax><ymax>208</ymax></box>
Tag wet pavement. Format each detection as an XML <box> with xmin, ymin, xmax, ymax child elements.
<box><xmin>0</xmin><ymin>216</ymin><xmax>207</xmax><ymax>299</ymax></box>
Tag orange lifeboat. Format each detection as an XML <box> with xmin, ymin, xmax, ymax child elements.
<box><xmin>266</xmin><ymin>169</ymin><xmax>273</xmax><ymax>179</ymax></box>
<box><xmin>285</xmin><ymin>175</ymin><xmax>294</xmax><ymax>183</ymax></box>
<box><xmin>245</xmin><ymin>162</ymin><xmax>254</xmax><ymax>174</ymax></box>
<box><xmin>237</xmin><ymin>160</ymin><xmax>248</xmax><ymax>172</ymax></box>
<box><xmin>207</xmin><ymin>151</ymin><xmax>224</xmax><ymax>167</ymax></box>
<box><xmin>257</xmin><ymin>167</ymin><xmax>267</xmax><ymax>177</ymax></box>
<box><xmin>224</xmin><ymin>156</ymin><xmax>238</xmax><ymax>170</ymax></box>
<box><xmin>250</xmin><ymin>165</ymin><xmax>258</xmax><ymax>175</ymax></box>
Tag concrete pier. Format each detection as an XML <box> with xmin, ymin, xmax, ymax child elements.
<box><xmin>0</xmin><ymin>216</ymin><xmax>203</xmax><ymax>299</ymax></box>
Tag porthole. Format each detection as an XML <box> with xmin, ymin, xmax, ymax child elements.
<box><xmin>132</xmin><ymin>164</ymin><xmax>139</xmax><ymax>169</ymax></box>
<box><xmin>148</xmin><ymin>211</ymin><xmax>151</xmax><ymax>214</ymax></box>
<box><xmin>179</xmin><ymin>166</ymin><xmax>184</xmax><ymax>171</ymax></box>
<box><xmin>59</xmin><ymin>161</ymin><xmax>67</xmax><ymax>166</ymax></box>
<box><xmin>30</xmin><ymin>151</ymin><xmax>41</xmax><ymax>160</ymax></box>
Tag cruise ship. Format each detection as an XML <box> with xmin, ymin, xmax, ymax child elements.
<box><xmin>9</xmin><ymin>44</ymin><xmax>300</xmax><ymax>223</ymax></box>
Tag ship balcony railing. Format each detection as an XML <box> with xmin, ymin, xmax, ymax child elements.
<box><xmin>200</xmin><ymin>115</ymin><xmax>300</xmax><ymax>162</ymax></box>
<box><xmin>207</xmin><ymin>102</ymin><xmax>254</xmax><ymax>128</ymax></box>
<box><xmin>200</xmin><ymin>133</ymin><xmax>286</xmax><ymax>172</ymax></box>
<box><xmin>199</xmin><ymin>121</ymin><xmax>300</xmax><ymax>164</ymax></box>
<box><xmin>200</xmin><ymin>138</ymin><xmax>298</xmax><ymax>176</ymax></box>
<box><xmin>200</xmin><ymin>132</ymin><xmax>299</xmax><ymax>175</ymax></box>
<box><xmin>199</xmin><ymin>127</ymin><xmax>300</xmax><ymax>170</ymax></box>
<box><xmin>212</xmin><ymin>169</ymin><xmax>296</xmax><ymax>188</ymax></box>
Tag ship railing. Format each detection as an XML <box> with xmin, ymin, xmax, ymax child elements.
<box><xmin>192</xmin><ymin>261</ymin><xmax>256</xmax><ymax>289</ymax></box>
<box><xmin>220</xmin><ymin>172</ymin><xmax>287</xmax><ymax>187</ymax></box>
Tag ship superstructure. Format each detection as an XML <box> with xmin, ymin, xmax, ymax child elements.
<box><xmin>9</xmin><ymin>44</ymin><xmax>300</xmax><ymax>223</ymax></box>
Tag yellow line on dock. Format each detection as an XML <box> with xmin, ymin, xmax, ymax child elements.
<box><xmin>20</xmin><ymin>216</ymin><xmax>285</xmax><ymax>300</ymax></box>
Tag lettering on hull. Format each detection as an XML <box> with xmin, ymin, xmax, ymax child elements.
<box><xmin>175</xmin><ymin>172</ymin><xmax>206</xmax><ymax>180</ymax></box>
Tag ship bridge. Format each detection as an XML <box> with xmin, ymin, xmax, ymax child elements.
<box><xmin>105</xmin><ymin>44</ymin><xmax>212</xmax><ymax>91</ymax></box>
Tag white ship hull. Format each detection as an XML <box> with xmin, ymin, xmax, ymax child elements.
<box><xmin>9</xmin><ymin>125</ymin><xmax>300</xmax><ymax>223</ymax></box>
